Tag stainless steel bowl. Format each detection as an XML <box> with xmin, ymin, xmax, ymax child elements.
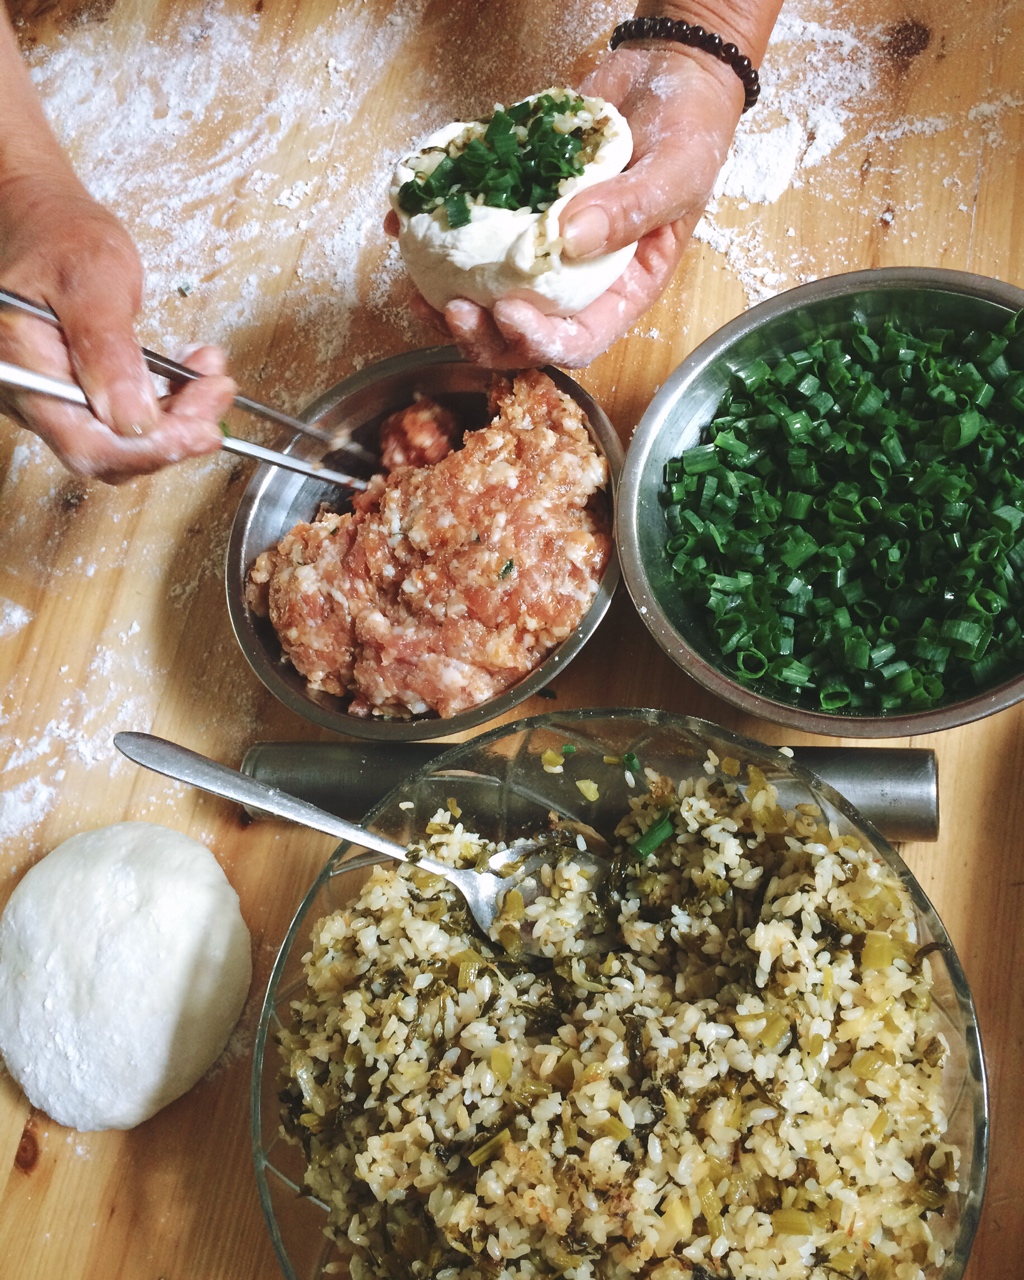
<box><xmin>617</xmin><ymin>268</ymin><xmax>1024</xmax><ymax>737</ymax></box>
<box><xmin>226</xmin><ymin>346</ymin><xmax>621</xmax><ymax>741</ymax></box>
<box><xmin>251</xmin><ymin>708</ymin><xmax>988</xmax><ymax>1280</ymax></box>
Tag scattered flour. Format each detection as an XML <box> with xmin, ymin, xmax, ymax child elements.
<box><xmin>716</xmin><ymin>118</ymin><xmax>809</xmax><ymax>205</ymax></box>
<box><xmin>0</xmin><ymin>600</ymin><xmax>32</xmax><ymax>639</ymax></box>
<box><xmin>711</xmin><ymin>12</ymin><xmax>877</xmax><ymax>206</ymax></box>
<box><xmin>695</xmin><ymin>2</ymin><xmax>1021</xmax><ymax>302</ymax></box>
<box><xmin>0</xmin><ymin>777</ymin><xmax>57</xmax><ymax>844</ymax></box>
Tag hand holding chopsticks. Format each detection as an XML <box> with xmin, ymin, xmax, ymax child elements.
<box><xmin>0</xmin><ymin>286</ymin><xmax>365</xmax><ymax>489</ymax></box>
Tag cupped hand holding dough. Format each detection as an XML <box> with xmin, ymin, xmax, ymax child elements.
<box><xmin>390</xmin><ymin>89</ymin><xmax>636</xmax><ymax>317</ymax></box>
<box><xmin>0</xmin><ymin>821</ymin><xmax>252</xmax><ymax>1131</ymax></box>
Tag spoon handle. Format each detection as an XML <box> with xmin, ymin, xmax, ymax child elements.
<box><xmin>114</xmin><ymin>731</ymin><xmax>416</xmax><ymax>866</ymax></box>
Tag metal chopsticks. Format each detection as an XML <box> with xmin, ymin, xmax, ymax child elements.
<box><xmin>0</xmin><ymin>357</ymin><xmax>367</xmax><ymax>489</ymax></box>
<box><xmin>0</xmin><ymin>285</ymin><xmax>373</xmax><ymax>461</ymax></box>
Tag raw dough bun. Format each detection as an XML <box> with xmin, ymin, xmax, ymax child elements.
<box><xmin>390</xmin><ymin>90</ymin><xmax>637</xmax><ymax>317</ymax></box>
<box><xmin>0</xmin><ymin>821</ymin><xmax>251</xmax><ymax>1131</ymax></box>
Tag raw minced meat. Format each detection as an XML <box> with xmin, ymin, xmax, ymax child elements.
<box><xmin>246</xmin><ymin>370</ymin><xmax>611</xmax><ymax>719</ymax></box>
<box><xmin>378</xmin><ymin>392</ymin><xmax>460</xmax><ymax>471</ymax></box>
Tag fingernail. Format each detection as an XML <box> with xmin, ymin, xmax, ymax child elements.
<box><xmin>562</xmin><ymin>206</ymin><xmax>611</xmax><ymax>260</ymax></box>
<box><xmin>109</xmin><ymin>381</ymin><xmax>158</xmax><ymax>437</ymax></box>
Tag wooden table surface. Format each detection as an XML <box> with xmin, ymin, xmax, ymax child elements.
<box><xmin>0</xmin><ymin>0</ymin><xmax>1021</xmax><ymax>1276</ymax></box>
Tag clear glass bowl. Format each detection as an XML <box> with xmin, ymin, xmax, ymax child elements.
<box><xmin>251</xmin><ymin>709</ymin><xmax>988</xmax><ymax>1280</ymax></box>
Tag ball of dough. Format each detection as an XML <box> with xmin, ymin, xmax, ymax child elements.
<box><xmin>390</xmin><ymin>89</ymin><xmax>637</xmax><ymax>317</ymax></box>
<box><xmin>0</xmin><ymin>822</ymin><xmax>251</xmax><ymax>1131</ymax></box>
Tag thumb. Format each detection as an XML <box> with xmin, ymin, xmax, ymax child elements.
<box><xmin>560</xmin><ymin>141</ymin><xmax>724</xmax><ymax>262</ymax></box>
<box><xmin>60</xmin><ymin>296</ymin><xmax>159</xmax><ymax>437</ymax></box>
<box><xmin>46</xmin><ymin>226</ymin><xmax>160</xmax><ymax>436</ymax></box>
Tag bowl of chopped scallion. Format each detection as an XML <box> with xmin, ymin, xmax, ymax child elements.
<box><xmin>618</xmin><ymin>268</ymin><xmax>1024</xmax><ymax>736</ymax></box>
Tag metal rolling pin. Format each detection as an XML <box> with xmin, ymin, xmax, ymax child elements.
<box><xmin>240</xmin><ymin>740</ymin><xmax>940</xmax><ymax>844</ymax></box>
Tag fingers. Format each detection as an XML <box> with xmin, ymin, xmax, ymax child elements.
<box><xmin>70</xmin><ymin>348</ymin><xmax>235</xmax><ymax>485</ymax></box>
<box><xmin>0</xmin><ymin>173</ymin><xmax>239</xmax><ymax>481</ymax></box>
<box><xmin>0</xmin><ymin>183</ymin><xmax>159</xmax><ymax>436</ymax></box>
<box><xmin>61</xmin><ymin>257</ymin><xmax>160</xmax><ymax>435</ymax></box>
<box><xmin>445</xmin><ymin>222</ymin><xmax>689</xmax><ymax>369</ymax></box>
<box><xmin>561</xmin><ymin>145</ymin><xmax>722</xmax><ymax>261</ymax></box>
<box><xmin>41</xmin><ymin>213</ymin><xmax>157</xmax><ymax>435</ymax></box>
<box><xmin>408</xmin><ymin>292</ymin><xmax>452</xmax><ymax>337</ymax></box>
<box><xmin>0</xmin><ymin>344</ymin><xmax>236</xmax><ymax>484</ymax></box>
<box><xmin>63</xmin><ymin>300</ymin><xmax>161</xmax><ymax>439</ymax></box>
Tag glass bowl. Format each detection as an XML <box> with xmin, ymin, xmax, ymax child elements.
<box><xmin>617</xmin><ymin>267</ymin><xmax>1024</xmax><ymax>737</ymax></box>
<box><xmin>226</xmin><ymin>346</ymin><xmax>621</xmax><ymax>742</ymax></box>
<box><xmin>251</xmin><ymin>708</ymin><xmax>988</xmax><ymax>1280</ymax></box>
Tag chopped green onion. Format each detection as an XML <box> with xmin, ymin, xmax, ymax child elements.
<box><xmin>398</xmin><ymin>90</ymin><xmax>592</xmax><ymax>226</ymax></box>
<box><xmin>633</xmin><ymin>814</ymin><xmax>674</xmax><ymax>858</ymax></box>
<box><xmin>659</xmin><ymin>309</ymin><xmax>1024</xmax><ymax>714</ymax></box>
<box><xmin>467</xmin><ymin>1127</ymin><xmax>511</xmax><ymax>1167</ymax></box>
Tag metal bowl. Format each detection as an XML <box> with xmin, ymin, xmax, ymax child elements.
<box><xmin>226</xmin><ymin>346</ymin><xmax>621</xmax><ymax>741</ymax></box>
<box><xmin>251</xmin><ymin>709</ymin><xmax>988</xmax><ymax>1280</ymax></box>
<box><xmin>617</xmin><ymin>268</ymin><xmax>1024</xmax><ymax>737</ymax></box>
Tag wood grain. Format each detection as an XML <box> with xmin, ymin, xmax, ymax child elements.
<box><xmin>1</xmin><ymin>0</ymin><xmax>1021</xmax><ymax>1276</ymax></box>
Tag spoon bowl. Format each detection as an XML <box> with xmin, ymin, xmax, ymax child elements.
<box><xmin>112</xmin><ymin>732</ymin><xmax>609</xmax><ymax>954</ymax></box>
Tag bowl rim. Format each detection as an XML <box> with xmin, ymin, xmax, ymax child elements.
<box><xmin>225</xmin><ymin>344</ymin><xmax>623</xmax><ymax>741</ymax></box>
<box><xmin>616</xmin><ymin>267</ymin><xmax>1024</xmax><ymax>737</ymax></box>
<box><xmin>250</xmin><ymin>706</ymin><xmax>989</xmax><ymax>1280</ymax></box>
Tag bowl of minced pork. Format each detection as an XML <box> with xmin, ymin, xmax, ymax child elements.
<box><xmin>251</xmin><ymin>709</ymin><xmax>987</xmax><ymax>1280</ymax></box>
<box><xmin>617</xmin><ymin>267</ymin><xmax>1024</xmax><ymax>737</ymax></box>
<box><xmin>227</xmin><ymin>346</ymin><xmax>620</xmax><ymax>742</ymax></box>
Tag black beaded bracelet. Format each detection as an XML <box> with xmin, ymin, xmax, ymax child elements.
<box><xmin>610</xmin><ymin>15</ymin><xmax>761</xmax><ymax>111</ymax></box>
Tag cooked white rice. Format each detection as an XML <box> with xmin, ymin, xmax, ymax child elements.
<box><xmin>279</xmin><ymin>759</ymin><xmax>959</xmax><ymax>1280</ymax></box>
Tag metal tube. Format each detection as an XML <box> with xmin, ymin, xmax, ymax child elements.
<box><xmin>240</xmin><ymin>741</ymin><xmax>939</xmax><ymax>843</ymax></box>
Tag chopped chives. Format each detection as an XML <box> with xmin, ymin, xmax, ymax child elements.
<box><xmin>398</xmin><ymin>90</ymin><xmax>592</xmax><ymax>227</ymax></box>
<box><xmin>633</xmin><ymin>814</ymin><xmax>674</xmax><ymax>858</ymax></box>
<box><xmin>659</xmin><ymin>309</ymin><xmax>1024</xmax><ymax>714</ymax></box>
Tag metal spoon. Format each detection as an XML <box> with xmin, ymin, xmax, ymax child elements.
<box><xmin>113</xmin><ymin>731</ymin><xmax>610</xmax><ymax>954</ymax></box>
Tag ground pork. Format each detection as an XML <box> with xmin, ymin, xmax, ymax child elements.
<box><xmin>246</xmin><ymin>369</ymin><xmax>611</xmax><ymax>719</ymax></box>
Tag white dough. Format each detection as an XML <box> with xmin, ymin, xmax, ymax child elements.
<box><xmin>0</xmin><ymin>821</ymin><xmax>252</xmax><ymax>1131</ymax></box>
<box><xmin>390</xmin><ymin>90</ymin><xmax>637</xmax><ymax>316</ymax></box>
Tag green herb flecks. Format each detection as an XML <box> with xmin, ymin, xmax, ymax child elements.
<box><xmin>660</xmin><ymin>309</ymin><xmax>1024</xmax><ymax>715</ymax></box>
<box><xmin>398</xmin><ymin>91</ymin><xmax>594</xmax><ymax>229</ymax></box>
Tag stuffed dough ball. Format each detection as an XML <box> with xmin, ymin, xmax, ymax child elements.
<box><xmin>390</xmin><ymin>88</ymin><xmax>636</xmax><ymax>317</ymax></box>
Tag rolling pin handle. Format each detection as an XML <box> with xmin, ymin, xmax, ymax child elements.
<box><xmin>241</xmin><ymin>741</ymin><xmax>939</xmax><ymax>844</ymax></box>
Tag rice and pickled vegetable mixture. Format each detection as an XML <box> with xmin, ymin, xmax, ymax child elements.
<box><xmin>279</xmin><ymin>759</ymin><xmax>959</xmax><ymax>1280</ymax></box>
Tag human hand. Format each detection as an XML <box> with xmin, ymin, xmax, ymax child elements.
<box><xmin>391</xmin><ymin>40</ymin><xmax>746</xmax><ymax>368</ymax></box>
<box><xmin>0</xmin><ymin>173</ymin><xmax>236</xmax><ymax>482</ymax></box>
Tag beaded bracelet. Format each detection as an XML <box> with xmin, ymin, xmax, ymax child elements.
<box><xmin>610</xmin><ymin>15</ymin><xmax>761</xmax><ymax>111</ymax></box>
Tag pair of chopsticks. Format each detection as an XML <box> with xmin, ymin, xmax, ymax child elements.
<box><xmin>0</xmin><ymin>287</ymin><xmax>367</xmax><ymax>489</ymax></box>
